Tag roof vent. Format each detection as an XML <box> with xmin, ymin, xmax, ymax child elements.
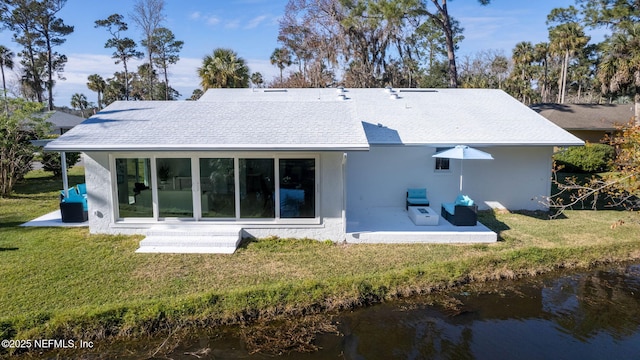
<box><xmin>337</xmin><ymin>94</ymin><xmax>348</xmax><ymax>101</ymax></box>
<box><xmin>389</xmin><ymin>93</ymin><xmax>400</xmax><ymax>100</ymax></box>
<box><xmin>336</xmin><ymin>86</ymin><xmax>346</xmax><ymax>93</ymax></box>
<box><xmin>384</xmin><ymin>86</ymin><xmax>394</xmax><ymax>94</ymax></box>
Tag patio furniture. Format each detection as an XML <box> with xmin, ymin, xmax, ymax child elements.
<box><xmin>60</xmin><ymin>201</ymin><xmax>88</xmax><ymax>222</ymax></box>
<box><xmin>408</xmin><ymin>206</ymin><xmax>439</xmax><ymax>225</ymax></box>
<box><xmin>406</xmin><ymin>188</ymin><xmax>429</xmax><ymax>210</ymax></box>
<box><xmin>441</xmin><ymin>194</ymin><xmax>478</xmax><ymax>226</ymax></box>
<box><xmin>60</xmin><ymin>186</ymin><xmax>88</xmax><ymax>223</ymax></box>
<box><xmin>60</xmin><ymin>186</ymin><xmax>80</xmax><ymax>200</ymax></box>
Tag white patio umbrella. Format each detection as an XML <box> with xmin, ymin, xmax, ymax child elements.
<box><xmin>432</xmin><ymin>145</ymin><xmax>493</xmax><ymax>192</ymax></box>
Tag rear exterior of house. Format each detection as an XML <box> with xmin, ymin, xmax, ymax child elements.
<box><xmin>46</xmin><ymin>88</ymin><xmax>583</xmax><ymax>244</ymax></box>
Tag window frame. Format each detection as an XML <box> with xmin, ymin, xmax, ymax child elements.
<box><xmin>110</xmin><ymin>152</ymin><xmax>320</xmax><ymax>225</ymax></box>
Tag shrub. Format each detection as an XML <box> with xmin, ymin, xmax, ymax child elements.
<box><xmin>553</xmin><ymin>143</ymin><xmax>615</xmax><ymax>173</ymax></box>
<box><xmin>41</xmin><ymin>152</ymin><xmax>81</xmax><ymax>177</ymax></box>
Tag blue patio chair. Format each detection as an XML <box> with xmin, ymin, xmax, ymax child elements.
<box><xmin>60</xmin><ymin>201</ymin><xmax>88</xmax><ymax>222</ymax></box>
<box><xmin>60</xmin><ymin>190</ymin><xmax>88</xmax><ymax>223</ymax></box>
<box><xmin>61</xmin><ymin>190</ymin><xmax>88</xmax><ymax>211</ymax></box>
<box><xmin>60</xmin><ymin>186</ymin><xmax>80</xmax><ymax>200</ymax></box>
<box><xmin>76</xmin><ymin>183</ymin><xmax>87</xmax><ymax>196</ymax></box>
<box><xmin>406</xmin><ymin>188</ymin><xmax>429</xmax><ymax>210</ymax></box>
<box><xmin>441</xmin><ymin>194</ymin><xmax>477</xmax><ymax>226</ymax></box>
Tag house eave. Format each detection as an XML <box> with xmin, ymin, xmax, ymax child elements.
<box><xmin>368</xmin><ymin>140</ymin><xmax>585</xmax><ymax>147</ymax></box>
<box><xmin>43</xmin><ymin>143</ymin><xmax>371</xmax><ymax>152</ymax></box>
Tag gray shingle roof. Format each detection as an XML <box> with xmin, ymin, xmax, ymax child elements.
<box><xmin>46</xmin><ymin>99</ymin><xmax>367</xmax><ymax>151</ymax></box>
<box><xmin>532</xmin><ymin>103</ymin><xmax>635</xmax><ymax>130</ymax></box>
<box><xmin>46</xmin><ymin>88</ymin><xmax>582</xmax><ymax>152</ymax></box>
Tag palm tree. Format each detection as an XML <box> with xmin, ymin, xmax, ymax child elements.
<box><xmin>511</xmin><ymin>41</ymin><xmax>535</xmax><ymax>103</ymax></box>
<box><xmin>86</xmin><ymin>74</ymin><xmax>106</xmax><ymax>110</ymax></box>
<box><xmin>549</xmin><ymin>22</ymin><xmax>589</xmax><ymax>104</ymax></box>
<box><xmin>533</xmin><ymin>42</ymin><xmax>550</xmax><ymax>103</ymax></box>
<box><xmin>197</xmin><ymin>48</ymin><xmax>249</xmax><ymax>90</ymax></box>
<box><xmin>0</xmin><ymin>45</ymin><xmax>14</xmax><ymax>99</ymax></box>
<box><xmin>0</xmin><ymin>45</ymin><xmax>14</xmax><ymax>114</ymax></box>
<box><xmin>250</xmin><ymin>72</ymin><xmax>264</xmax><ymax>88</ymax></box>
<box><xmin>270</xmin><ymin>47</ymin><xmax>292</xmax><ymax>83</ymax></box>
<box><xmin>598</xmin><ymin>23</ymin><xmax>640</xmax><ymax>123</ymax></box>
<box><xmin>70</xmin><ymin>93</ymin><xmax>89</xmax><ymax>118</ymax></box>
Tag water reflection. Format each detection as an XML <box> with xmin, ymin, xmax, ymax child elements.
<box><xmin>40</xmin><ymin>265</ymin><xmax>640</xmax><ymax>359</ymax></box>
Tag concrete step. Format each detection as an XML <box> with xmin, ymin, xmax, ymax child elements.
<box><xmin>136</xmin><ymin>226</ymin><xmax>242</xmax><ymax>254</ymax></box>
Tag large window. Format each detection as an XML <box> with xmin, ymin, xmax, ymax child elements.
<box><xmin>239</xmin><ymin>158</ymin><xmax>275</xmax><ymax>218</ymax></box>
<box><xmin>156</xmin><ymin>158</ymin><xmax>193</xmax><ymax>218</ymax></box>
<box><xmin>115</xmin><ymin>158</ymin><xmax>153</xmax><ymax>218</ymax></box>
<box><xmin>200</xmin><ymin>158</ymin><xmax>235</xmax><ymax>218</ymax></box>
<box><xmin>279</xmin><ymin>159</ymin><xmax>315</xmax><ymax>218</ymax></box>
<box><xmin>114</xmin><ymin>155</ymin><xmax>317</xmax><ymax>222</ymax></box>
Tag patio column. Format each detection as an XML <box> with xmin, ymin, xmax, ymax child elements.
<box><xmin>61</xmin><ymin>151</ymin><xmax>69</xmax><ymax>198</ymax></box>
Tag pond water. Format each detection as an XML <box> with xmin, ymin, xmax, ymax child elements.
<box><xmin>39</xmin><ymin>264</ymin><xmax>640</xmax><ymax>359</ymax></box>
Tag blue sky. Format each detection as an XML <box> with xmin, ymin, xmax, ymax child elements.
<box><xmin>0</xmin><ymin>0</ymin><xmax>604</xmax><ymax>109</ymax></box>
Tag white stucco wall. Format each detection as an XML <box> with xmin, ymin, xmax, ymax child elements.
<box><xmin>84</xmin><ymin>152</ymin><xmax>114</xmax><ymax>234</ymax></box>
<box><xmin>346</xmin><ymin>145</ymin><xmax>553</xmax><ymax>215</ymax></box>
<box><xmin>82</xmin><ymin>151</ymin><xmax>347</xmax><ymax>241</ymax></box>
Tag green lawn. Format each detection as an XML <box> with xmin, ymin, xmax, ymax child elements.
<box><xmin>2</xmin><ymin>168</ymin><xmax>640</xmax><ymax>345</ymax></box>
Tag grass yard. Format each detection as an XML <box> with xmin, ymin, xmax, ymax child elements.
<box><xmin>2</xmin><ymin>167</ymin><xmax>640</xmax><ymax>345</ymax></box>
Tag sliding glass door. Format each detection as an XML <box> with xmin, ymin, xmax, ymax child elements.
<box><xmin>156</xmin><ymin>158</ymin><xmax>193</xmax><ymax>218</ymax></box>
<box><xmin>239</xmin><ymin>158</ymin><xmax>275</xmax><ymax>218</ymax></box>
<box><xmin>200</xmin><ymin>158</ymin><xmax>235</xmax><ymax>218</ymax></box>
<box><xmin>279</xmin><ymin>159</ymin><xmax>315</xmax><ymax>218</ymax></box>
<box><xmin>115</xmin><ymin>158</ymin><xmax>153</xmax><ymax>218</ymax></box>
<box><xmin>115</xmin><ymin>155</ymin><xmax>317</xmax><ymax>222</ymax></box>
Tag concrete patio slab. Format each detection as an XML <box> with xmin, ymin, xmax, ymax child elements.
<box><xmin>20</xmin><ymin>210</ymin><xmax>88</xmax><ymax>228</ymax></box>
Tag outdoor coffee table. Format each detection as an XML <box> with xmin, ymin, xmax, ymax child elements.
<box><xmin>408</xmin><ymin>206</ymin><xmax>439</xmax><ymax>225</ymax></box>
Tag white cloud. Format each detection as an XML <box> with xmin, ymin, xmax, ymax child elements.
<box><xmin>245</xmin><ymin>15</ymin><xmax>268</xmax><ymax>29</ymax></box>
<box><xmin>190</xmin><ymin>11</ymin><xmax>201</xmax><ymax>20</ymax></box>
<box><xmin>206</xmin><ymin>16</ymin><xmax>220</xmax><ymax>26</ymax></box>
<box><xmin>225</xmin><ymin>19</ymin><xmax>241</xmax><ymax>29</ymax></box>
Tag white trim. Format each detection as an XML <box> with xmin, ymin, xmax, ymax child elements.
<box><xmin>192</xmin><ymin>158</ymin><xmax>202</xmax><ymax>220</ymax></box>
<box><xmin>150</xmin><ymin>158</ymin><xmax>159</xmax><ymax>221</ymax></box>
<box><xmin>234</xmin><ymin>157</ymin><xmax>240</xmax><ymax>219</ymax></box>
<box><xmin>47</xmin><ymin>144</ymin><xmax>371</xmax><ymax>152</ymax></box>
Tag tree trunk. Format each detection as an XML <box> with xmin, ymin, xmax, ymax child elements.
<box><xmin>123</xmin><ymin>59</ymin><xmax>129</xmax><ymax>101</ymax></box>
<box><xmin>441</xmin><ymin>1</ymin><xmax>458</xmax><ymax>88</ymax></box>
<box><xmin>560</xmin><ymin>51</ymin><xmax>569</xmax><ymax>104</ymax></box>
<box><xmin>47</xmin><ymin>46</ymin><xmax>54</xmax><ymax>111</ymax></box>
<box><xmin>27</xmin><ymin>48</ymin><xmax>43</xmax><ymax>104</ymax></box>
<box><xmin>1</xmin><ymin>65</ymin><xmax>7</xmax><ymax>114</ymax></box>
<box><xmin>148</xmin><ymin>49</ymin><xmax>154</xmax><ymax>100</ymax></box>
<box><xmin>577</xmin><ymin>83</ymin><xmax>582</xmax><ymax>103</ymax></box>
<box><xmin>163</xmin><ymin>64</ymin><xmax>169</xmax><ymax>100</ymax></box>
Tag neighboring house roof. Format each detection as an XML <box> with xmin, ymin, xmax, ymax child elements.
<box><xmin>46</xmin><ymin>88</ymin><xmax>582</xmax><ymax>152</ymax></box>
<box><xmin>532</xmin><ymin>103</ymin><xmax>635</xmax><ymax>131</ymax></box>
<box><xmin>46</xmin><ymin>111</ymin><xmax>85</xmax><ymax>132</ymax></box>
